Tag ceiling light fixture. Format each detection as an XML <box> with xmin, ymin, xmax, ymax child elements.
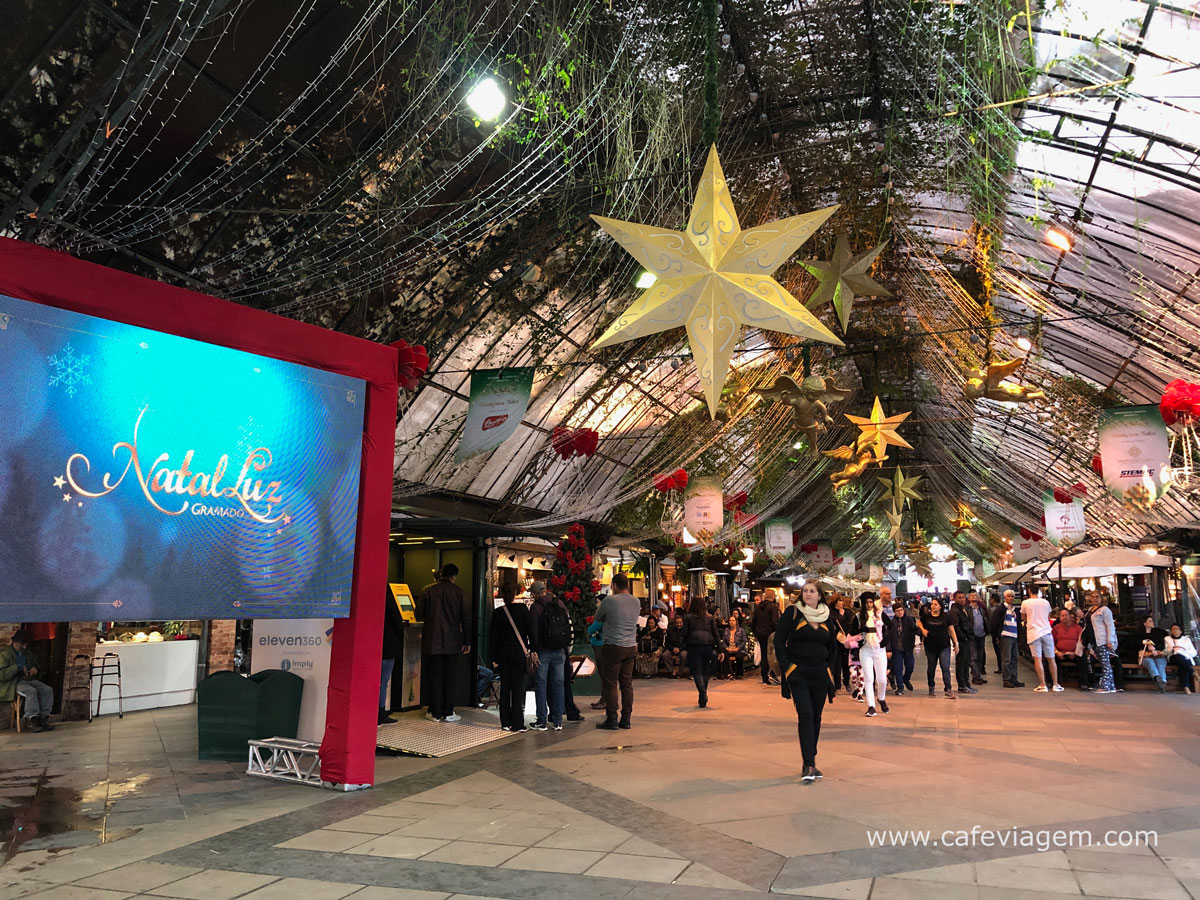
<box><xmin>1043</xmin><ymin>219</ymin><xmax>1076</xmax><ymax>253</ymax></box>
<box><xmin>466</xmin><ymin>77</ymin><xmax>506</xmax><ymax>121</ymax></box>
<box><xmin>635</xmin><ymin>271</ymin><xmax>657</xmax><ymax>289</ymax></box>
<box><xmin>1016</xmin><ymin>336</ymin><xmax>1033</xmax><ymax>353</ymax></box>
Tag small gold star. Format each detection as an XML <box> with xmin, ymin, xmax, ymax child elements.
<box><xmin>845</xmin><ymin>396</ymin><xmax>912</xmax><ymax>463</ymax></box>
<box><xmin>282</xmin><ymin>514</ymin><xmax>292</xmax><ymax>525</ymax></box>
<box><xmin>803</xmin><ymin>233</ymin><xmax>891</xmax><ymax>332</ymax></box>
<box><xmin>62</xmin><ymin>493</ymin><xmax>72</xmax><ymax>502</ymax></box>
<box><xmin>885</xmin><ymin>504</ymin><xmax>903</xmax><ymax>548</ymax></box>
<box><xmin>878</xmin><ymin>466</ymin><xmax>924</xmax><ymax>510</ymax></box>
<box><xmin>53</xmin><ymin>475</ymin><xmax>66</xmax><ymax>489</ymax></box>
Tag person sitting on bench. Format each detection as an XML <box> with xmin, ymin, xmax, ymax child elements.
<box><xmin>1166</xmin><ymin>624</ymin><xmax>1198</xmax><ymax>695</ymax></box>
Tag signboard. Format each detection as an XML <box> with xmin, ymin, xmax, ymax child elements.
<box><xmin>763</xmin><ymin>517</ymin><xmax>793</xmax><ymax>558</ymax></box>
<box><xmin>389</xmin><ymin>583</ymin><xmax>417</xmax><ymax>624</ymax></box>
<box><xmin>0</xmin><ymin>293</ymin><xmax>364</xmax><ymax>621</ymax></box>
<box><xmin>1013</xmin><ymin>534</ymin><xmax>1041</xmax><ymax>564</ymax></box>
<box><xmin>683</xmin><ymin>476</ymin><xmax>724</xmax><ymax>544</ymax></box>
<box><xmin>810</xmin><ymin>543</ymin><xmax>835</xmax><ymax>571</ymax></box>
<box><xmin>1043</xmin><ymin>490</ymin><xmax>1086</xmax><ymax>547</ymax></box>
<box><xmin>251</xmin><ymin>618</ymin><xmax>333</xmax><ymax>742</ymax></box>
<box><xmin>838</xmin><ymin>554</ymin><xmax>856</xmax><ymax>578</ymax></box>
<box><xmin>1097</xmin><ymin>405</ymin><xmax>1172</xmax><ymax>507</ymax></box>
<box><xmin>455</xmin><ymin>368</ymin><xmax>535</xmax><ymax>463</ymax></box>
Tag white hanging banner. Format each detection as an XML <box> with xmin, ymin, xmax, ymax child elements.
<box><xmin>838</xmin><ymin>554</ymin><xmax>856</xmax><ymax>578</ymax></box>
<box><xmin>763</xmin><ymin>518</ymin><xmax>793</xmax><ymax>558</ymax></box>
<box><xmin>1013</xmin><ymin>534</ymin><xmax>1041</xmax><ymax>564</ymax></box>
<box><xmin>1042</xmin><ymin>491</ymin><xmax>1086</xmax><ymax>547</ymax></box>
<box><xmin>683</xmin><ymin>476</ymin><xmax>724</xmax><ymax>545</ymax></box>
<box><xmin>1097</xmin><ymin>405</ymin><xmax>1172</xmax><ymax>507</ymax></box>
<box><xmin>810</xmin><ymin>543</ymin><xmax>835</xmax><ymax>571</ymax></box>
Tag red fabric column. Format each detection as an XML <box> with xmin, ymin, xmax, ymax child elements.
<box><xmin>0</xmin><ymin>238</ymin><xmax>399</xmax><ymax>785</ymax></box>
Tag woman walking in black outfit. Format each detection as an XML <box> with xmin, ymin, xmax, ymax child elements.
<box><xmin>775</xmin><ymin>581</ymin><xmax>839</xmax><ymax>784</ymax></box>
<box><xmin>685</xmin><ymin>597</ymin><xmax>724</xmax><ymax>707</ymax></box>
<box><xmin>489</xmin><ymin>584</ymin><xmax>533</xmax><ymax>732</ymax></box>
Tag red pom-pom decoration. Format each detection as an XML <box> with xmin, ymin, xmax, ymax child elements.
<box><xmin>1161</xmin><ymin>379</ymin><xmax>1200</xmax><ymax>425</ymax></box>
<box><xmin>392</xmin><ymin>339</ymin><xmax>429</xmax><ymax>392</ymax></box>
<box><xmin>1091</xmin><ymin>454</ymin><xmax>1104</xmax><ymax>476</ymax></box>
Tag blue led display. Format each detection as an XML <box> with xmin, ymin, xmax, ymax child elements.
<box><xmin>0</xmin><ymin>293</ymin><xmax>365</xmax><ymax>620</ymax></box>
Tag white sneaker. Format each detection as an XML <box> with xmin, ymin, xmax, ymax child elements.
<box><xmin>425</xmin><ymin>712</ymin><xmax>443</xmax><ymax>721</ymax></box>
<box><xmin>1033</xmin><ymin>685</ymin><xmax>1049</xmax><ymax>692</ymax></box>
<box><xmin>443</xmin><ymin>713</ymin><xmax>463</xmax><ymax>723</ymax></box>
<box><xmin>1052</xmin><ymin>684</ymin><xmax>1065</xmax><ymax>692</ymax></box>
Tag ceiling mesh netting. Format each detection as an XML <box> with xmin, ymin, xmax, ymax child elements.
<box><xmin>3</xmin><ymin>0</ymin><xmax>1199</xmax><ymax>567</ymax></box>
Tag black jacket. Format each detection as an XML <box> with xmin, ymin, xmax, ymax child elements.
<box><xmin>382</xmin><ymin>593</ymin><xmax>405</xmax><ymax>660</ymax></box>
<box><xmin>489</xmin><ymin>602</ymin><xmax>533</xmax><ymax>666</ymax></box>
<box><xmin>885</xmin><ymin>614</ymin><xmax>917</xmax><ymax>653</ymax></box>
<box><xmin>664</xmin><ymin>623</ymin><xmax>687</xmax><ymax>653</ymax></box>
<box><xmin>750</xmin><ymin>600</ymin><xmax>781</xmax><ymax>638</ymax></box>
<box><xmin>949</xmin><ymin>602</ymin><xmax>977</xmax><ymax>643</ymax></box>
<box><xmin>774</xmin><ymin>605</ymin><xmax>838</xmax><ymax>686</ymax></box>
<box><xmin>987</xmin><ymin>603</ymin><xmax>1007</xmax><ymax>639</ymax></box>
<box><xmin>684</xmin><ymin>613</ymin><xmax>722</xmax><ymax>646</ymax></box>
<box><xmin>416</xmin><ymin>579</ymin><xmax>472</xmax><ymax>654</ymax></box>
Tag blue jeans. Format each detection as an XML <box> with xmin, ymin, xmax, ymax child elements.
<box><xmin>533</xmin><ymin>648</ymin><xmax>565</xmax><ymax>725</ymax></box>
<box><xmin>380</xmin><ymin>658</ymin><xmax>396</xmax><ymax>708</ymax></box>
<box><xmin>16</xmin><ymin>679</ymin><xmax>53</xmax><ymax>719</ymax></box>
<box><xmin>1143</xmin><ymin>655</ymin><xmax>1168</xmax><ymax>681</ymax></box>
<box><xmin>1000</xmin><ymin>636</ymin><xmax>1019</xmax><ymax>684</ymax></box>
<box><xmin>926</xmin><ymin>645</ymin><xmax>952</xmax><ymax>690</ymax></box>
<box><xmin>891</xmin><ymin>650</ymin><xmax>914</xmax><ymax>689</ymax></box>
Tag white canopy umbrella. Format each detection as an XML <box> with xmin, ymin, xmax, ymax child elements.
<box><xmin>990</xmin><ymin>561</ymin><xmax>1044</xmax><ymax>584</ymax></box>
<box><xmin>1052</xmin><ymin>546</ymin><xmax>1171</xmax><ymax>574</ymax></box>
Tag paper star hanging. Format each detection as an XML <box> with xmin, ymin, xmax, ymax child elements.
<box><xmin>591</xmin><ymin>145</ymin><xmax>844</xmax><ymax>417</ymax></box>
<box><xmin>878</xmin><ymin>466</ymin><xmax>924</xmax><ymax>510</ymax></box>
<box><xmin>846</xmin><ymin>396</ymin><xmax>912</xmax><ymax>463</ymax></box>
<box><xmin>802</xmin><ymin>233</ymin><xmax>891</xmax><ymax>332</ymax></box>
<box><xmin>885</xmin><ymin>504</ymin><xmax>903</xmax><ymax>548</ymax></box>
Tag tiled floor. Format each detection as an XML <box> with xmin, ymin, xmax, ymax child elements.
<box><xmin>4</xmin><ymin>657</ymin><xmax>1200</xmax><ymax>899</ymax></box>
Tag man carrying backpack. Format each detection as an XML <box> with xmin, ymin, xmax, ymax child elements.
<box><xmin>528</xmin><ymin>580</ymin><xmax>573</xmax><ymax>731</ymax></box>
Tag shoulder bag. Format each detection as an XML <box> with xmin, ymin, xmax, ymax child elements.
<box><xmin>502</xmin><ymin>604</ymin><xmax>538</xmax><ymax>674</ymax></box>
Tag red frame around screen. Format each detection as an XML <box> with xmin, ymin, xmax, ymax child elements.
<box><xmin>0</xmin><ymin>237</ymin><xmax>397</xmax><ymax>785</ymax></box>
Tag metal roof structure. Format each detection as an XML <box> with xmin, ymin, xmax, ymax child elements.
<box><xmin>3</xmin><ymin>0</ymin><xmax>1198</xmax><ymax>570</ymax></box>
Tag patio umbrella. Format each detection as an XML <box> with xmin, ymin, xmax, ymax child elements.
<box><xmin>1053</xmin><ymin>546</ymin><xmax>1171</xmax><ymax>573</ymax></box>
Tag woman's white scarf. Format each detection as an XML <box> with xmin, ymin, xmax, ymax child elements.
<box><xmin>798</xmin><ymin>602</ymin><xmax>830</xmax><ymax>624</ymax></box>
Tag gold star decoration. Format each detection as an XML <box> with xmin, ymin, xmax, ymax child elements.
<box><xmin>802</xmin><ymin>233</ymin><xmax>891</xmax><ymax>332</ymax></box>
<box><xmin>62</xmin><ymin>493</ymin><xmax>71</xmax><ymax>502</ymax></box>
<box><xmin>878</xmin><ymin>466</ymin><xmax>924</xmax><ymax>510</ymax></box>
<box><xmin>53</xmin><ymin>475</ymin><xmax>66</xmax><ymax>489</ymax></box>
<box><xmin>591</xmin><ymin>145</ymin><xmax>844</xmax><ymax>417</ymax></box>
<box><xmin>885</xmin><ymin>504</ymin><xmax>903</xmax><ymax>548</ymax></box>
<box><xmin>845</xmin><ymin>396</ymin><xmax>912</xmax><ymax>463</ymax></box>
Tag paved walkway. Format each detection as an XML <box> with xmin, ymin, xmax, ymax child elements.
<box><xmin>3</xmin><ymin>661</ymin><xmax>1200</xmax><ymax>900</ymax></box>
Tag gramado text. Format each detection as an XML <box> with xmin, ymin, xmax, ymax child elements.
<box><xmin>65</xmin><ymin>407</ymin><xmax>286</xmax><ymax>524</ymax></box>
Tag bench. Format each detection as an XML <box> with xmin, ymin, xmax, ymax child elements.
<box><xmin>247</xmin><ymin>737</ymin><xmax>322</xmax><ymax>786</ymax></box>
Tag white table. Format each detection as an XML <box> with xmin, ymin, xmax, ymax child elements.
<box><xmin>91</xmin><ymin>640</ymin><xmax>200</xmax><ymax>715</ymax></box>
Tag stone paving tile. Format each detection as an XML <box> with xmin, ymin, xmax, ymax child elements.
<box><xmin>275</xmin><ymin>829</ymin><xmax>376</xmax><ymax>852</ymax></box>
<box><xmin>418</xmin><ymin>840</ymin><xmax>526</xmax><ymax>867</ymax></box>
<box><xmin>74</xmin><ymin>862</ymin><xmax>202</xmax><ymax>892</ymax></box>
<box><xmin>1074</xmin><ymin>871</ymin><xmax>1191</xmax><ymax>899</ymax></box>
<box><xmin>771</xmin><ymin>878</ymin><xmax>873</xmax><ymax>899</ymax></box>
<box><xmin>239</xmin><ymin>876</ymin><xmax>364</xmax><ymax>900</ymax></box>
<box><xmin>146</xmin><ymin>870</ymin><xmax>279</xmax><ymax>900</ymax></box>
<box><xmin>500</xmin><ymin>847</ymin><xmax>605</xmax><ymax>874</ymax></box>
<box><xmin>23</xmin><ymin>887</ymin><xmax>132</xmax><ymax>900</ymax></box>
<box><xmin>343</xmin><ymin>835</ymin><xmax>451</xmax><ymax>859</ymax></box>
<box><xmin>583</xmin><ymin>852</ymin><xmax>688</xmax><ymax>883</ymax></box>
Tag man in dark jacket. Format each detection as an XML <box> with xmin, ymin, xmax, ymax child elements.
<box><xmin>379</xmin><ymin>592</ymin><xmax>406</xmax><ymax>724</ymax></box>
<box><xmin>750</xmin><ymin>592</ymin><xmax>782</xmax><ymax>685</ymax></box>
<box><xmin>948</xmin><ymin>591</ymin><xmax>977</xmax><ymax>694</ymax></box>
<box><xmin>416</xmin><ymin>564</ymin><xmax>471</xmax><ymax>722</ymax></box>
<box><xmin>528</xmin><ymin>580</ymin><xmax>573</xmax><ymax>730</ymax></box>
<box><xmin>886</xmin><ymin>602</ymin><xmax>917</xmax><ymax>694</ymax></box>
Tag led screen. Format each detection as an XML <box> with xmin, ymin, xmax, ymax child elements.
<box><xmin>0</xmin><ymin>293</ymin><xmax>365</xmax><ymax>620</ymax></box>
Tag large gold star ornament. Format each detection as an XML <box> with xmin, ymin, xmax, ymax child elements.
<box><xmin>878</xmin><ymin>466</ymin><xmax>924</xmax><ymax>510</ymax></box>
<box><xmin>803</xmin><ymin>233</ymin><xmax>891</xmax><ymax>332</ymax></box>
<box><xmin>846</xmin><ymin>396</ymin><xmax>912</xmax><ymax>462</ymax></box>
<box><xmin>591</xmin><ymin>146</ymin><xmax>844</xmax><ymax>417</ymax></box>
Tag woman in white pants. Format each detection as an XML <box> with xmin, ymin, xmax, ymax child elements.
<box><xmin>858</xmin><ymin>594</ymin><xmax>892</xmax><ymax>717</ymax></box>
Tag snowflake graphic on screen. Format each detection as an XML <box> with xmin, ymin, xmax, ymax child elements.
<box><xmin>47</xmin><ymin>343</ymin><xmax>91</xmax><ymax>397</ymax></box>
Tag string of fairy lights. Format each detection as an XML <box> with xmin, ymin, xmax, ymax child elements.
<box><xmin>12</xmin><ymin>0</ymin><xmax>1200</xmax><ymax>564</ymax></box>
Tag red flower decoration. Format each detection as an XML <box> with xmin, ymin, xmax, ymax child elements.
<box><xmin>590</xmin><ymin>579</ymin><xmax>601</xmax><ymax>593</ymax></box>
<box><xmin>551</xmin><ymin>427</ymin><xmax>575</xmax><ymax>459</ymax></box>
<box><xmin>392</xmin><ymin>339</ymin><xmax>429</xmax><ymax>392</ymax></box>
<box><xmin>1091</xmin><ymin>454</ymin><xmax>1104</xmax><ymax>476</ymax></box>
<box><xmin>1161</xmin><ymin>379</ymin><xmax>1200</xmax><ymax>425</ymax></box>
<box><xmin>1070</xmin><ymin>482</ymin><xmax>1087</xmax><ymax>497</ymax></box>
<box><xmin>672</xmin><ymin>469</ymin><xmax>689</xmax><ymax>491</ymax></box>
<box><xmin>572</xmin><ymin>429</ymin><xmax>599</xmax><ymax>457</ymax></box>
<box><xmin>1018</xmin><ymin>527</ymin><xmax>1043</xmax><ymax>542</ymax></box>
<box><xmin>723</xmin><ymin>491</ymin><xmax>748</xmax><ymax>511</ymax></box>
<box><xmin>551</xmin><ymin>575</ymin><xmax>566</xmax><ymax>587</ymax></box>
<box><xmin>1052</xmin><ymin>488</ymin><xmax>1073</xmax><ymax>504</ymax></box>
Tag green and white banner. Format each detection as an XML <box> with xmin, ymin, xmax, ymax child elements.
<box><xmin>1043</xmin><ymin>490</ymin><xmax>1086</xmax><ymax>547</ymax></box>
<box><xmin>455</xmin><ymin>368</ymin><xmax>535</xmax><ymax>463</ymax></box>
<box><xmin>683</xmin><ymin>476</ymin><xmax>724</xmax><ymax>544</ymax></box>
<box><xmin>763</xmin><ymin>517</ymin><xmax>793</xmax><ymax>558</ymax></box>
<box><xmin>1097</xmin><ymin>405</ymin><xmax>1172</xmax><ymax>508</ymax></box>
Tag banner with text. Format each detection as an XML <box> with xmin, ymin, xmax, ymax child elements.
<box><xmin>1013</xmin><ymin>534</ymin><xmax>1041</xmax><ymax>564</ymax></box>
<box><xmin>1097</xmin><ymin>405</ymin><xmax>1172</xmax><ymax>508</ymax></box>
<box><xmin>763</xmin><ymin>518</ymin><xmax>794</xmax><ymax>559</ymax></box>
<box><xmin>455</xmin><ymin>368</ymin><xmax>535</xmax><ymax>463</ymax></box>
<box><xmin>683</xmin><ymin>476</ymin><xmax>724</xmax><ymax>545</ymax></box>
<box><xmin>1043</xmin><ymin>490</ymin><xmax>1086</xmax><ymax>547</ymax></box>
<box><xmin>251</xmin><ymin>618</ymin><xmax>333</xmax><ymax>742</ymax></box>
<box><xmin>0</xmin><ymin>293</ymin><xmax>364</xmax><ymax>621</ymax></box>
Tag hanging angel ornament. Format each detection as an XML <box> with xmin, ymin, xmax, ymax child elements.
<box><xmin>823</xmin><ymin>436</ymin><xmax>875</xmax><ymax>489</ymax></box>
<box><xmin>754</xmin><ymin>374</ymin><xmax>852</xmax><ymax>453</ymax></box>
<box><xmin>964</xmin><ymin>359</ymin><xmax>1046</xmax><ymax>403</ymax></box>
<box><xmin>949</xmin><ymin>505</ymin><xmax>976</xmax><ymax>538</ymax></box>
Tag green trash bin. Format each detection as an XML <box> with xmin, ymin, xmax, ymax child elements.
<box><xmin>196</xmin><ymin>670</ymin><xmax>304</xmax><ymax>761</ymax></box>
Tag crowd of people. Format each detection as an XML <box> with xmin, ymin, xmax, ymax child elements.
<box><xmin>412</xmin><ymin>567</ymin><xmax>1199</xmax><ymax>782</ymax></box>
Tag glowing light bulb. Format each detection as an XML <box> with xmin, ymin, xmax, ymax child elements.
<box><xmin>635</xmin><ymin>271</ymin><xmax>657</xmax><ymax>289</ymax></box>
<box><xmin>466</xmin><ymin>78</ymin><xmax>506</xmax><ymax>121</ymax></box>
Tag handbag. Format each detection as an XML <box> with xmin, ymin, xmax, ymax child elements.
<box><xmin>502</xmin><ymin>604</ymin><xmax>537</xmax><ymax>675</ymax></box>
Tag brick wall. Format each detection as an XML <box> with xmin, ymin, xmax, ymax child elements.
<box><xmin>207</xmin><ymin>620</ymin><xmax>237</xmax><ymax>673</ymax></box>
